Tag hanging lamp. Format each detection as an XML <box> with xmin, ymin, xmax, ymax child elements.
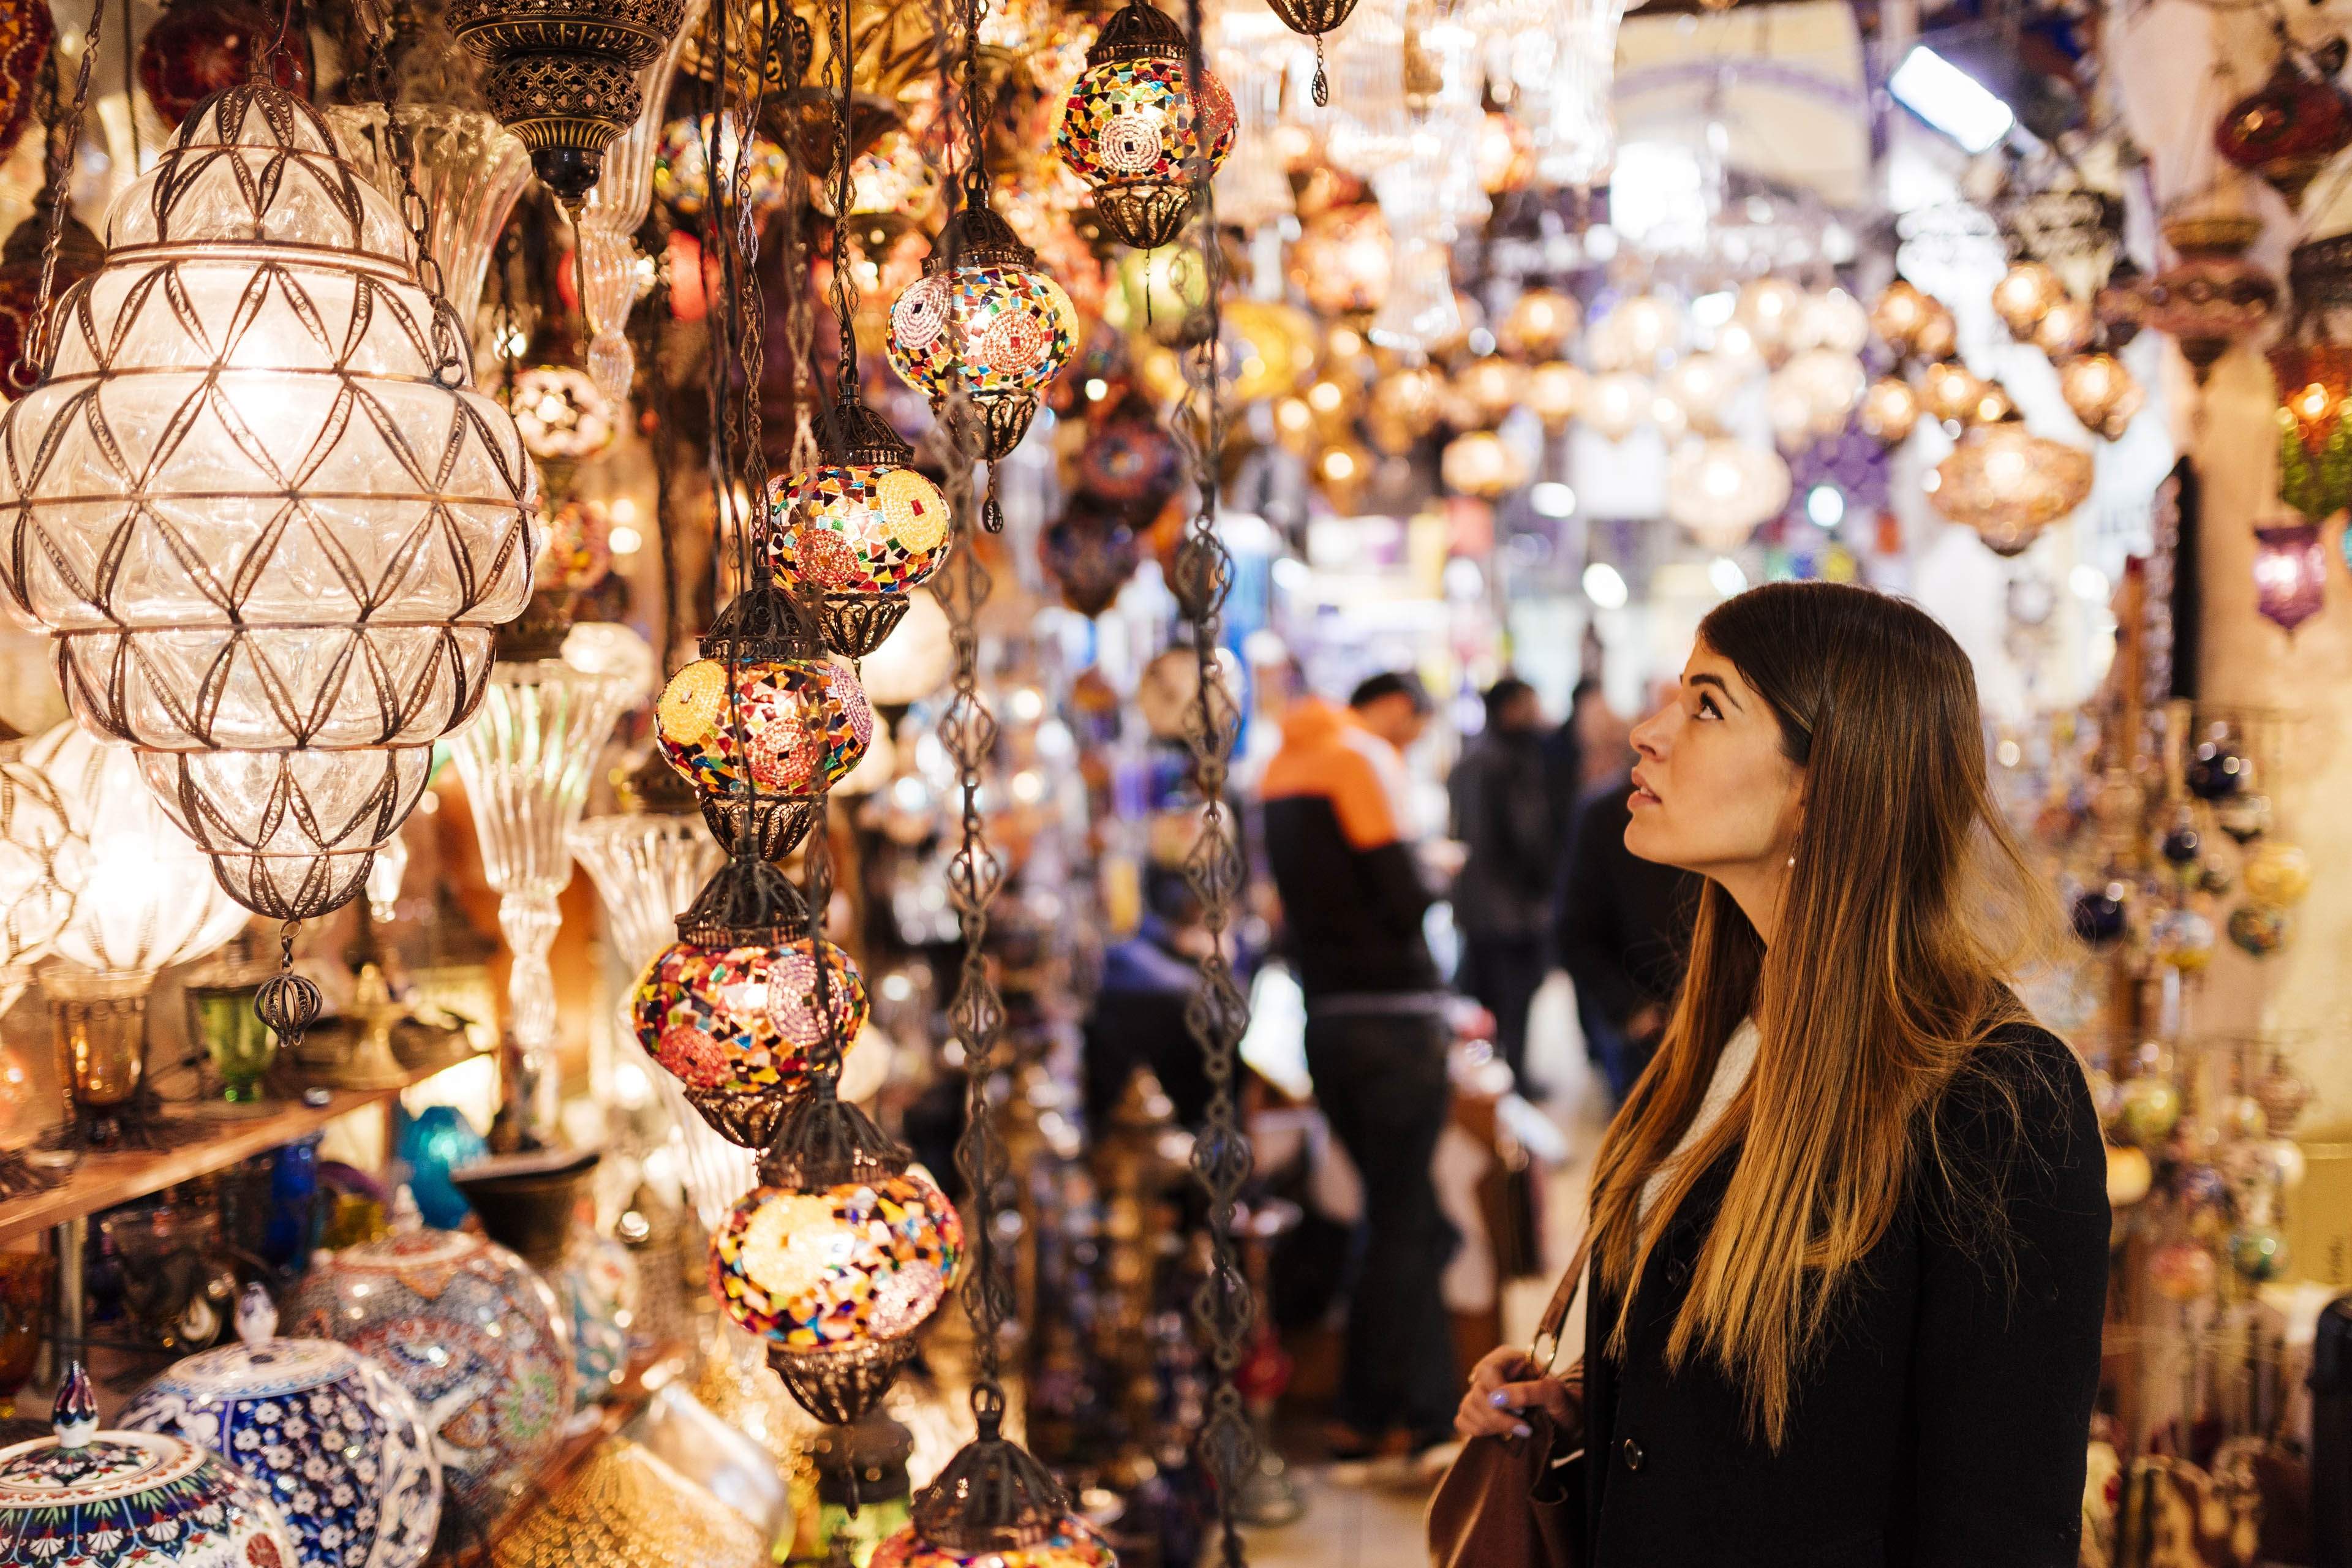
<box><xmin>446</xmin><ymin>0</ymin><xmax>693</xmax><ymax>211</ymax></box>
<box><xmin>1056</xmin><ymin>1</ymin><xmax>1237</xmax><ymax>252</ymax></box>
<box><xmin>0</xmin><ymin>85</ymin><xmax>537</xmax><ymax>922</ymax></box>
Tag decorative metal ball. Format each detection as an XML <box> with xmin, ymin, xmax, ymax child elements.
<box><xmin>2186</xmin><ymin>737</ymin><xmax>2252</xmax><ymax>800</ymax></box>
<box><xmin>1055</xmin><ymin>1</ymin><xmax>1236</xmax><ymax>252</ymax></box>
<box><xmin>655</xmin><ymin>655</ymin><xmax>871</xmax><ymax>855</ymax></box>
<box><xmin>633</xmin><ymin>934</ymin><xmax>866</xmax><ymax>1148</ymax></box>
<box><xmin>2068</xmin><ymin>887</ymin><xmax>2126</xmax><ymax>948</ymax></box>
<box><xmin>767</xmin><ymin>400</ymin><xmax>952</xmax><ymax>659</ymax></box>
<box><xmin>445</xmin><ymin>0</ymin><xmax>692</xmax><ymax>211</ymax></box>
<box><xmin>886</xmin><ymin>201</ymin><xmax>1079</xmax><ymax>468</ymax></box>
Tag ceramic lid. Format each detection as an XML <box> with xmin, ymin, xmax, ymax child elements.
<box><xmin>139</xmin><ymin>1286</ymin><xmax>371</xmax><ymax>1404</ymax></box>
<box><xmin>0</xmin><ymin>1365</ymin><xmax>229</xmax><ymax>1509</ymax></box>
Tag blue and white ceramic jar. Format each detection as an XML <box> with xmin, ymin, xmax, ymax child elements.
<box><xmin>0</xmin><ymin>1363</ymin><xmax>301</xmax><ymax>1568</ymax></box>
<box><xmin>287</xmin><ymin>1227</ymin><xmax>573</xmax><ymax>1526</ymax></box>
<box><xmin>121</xmin><ymin>1287</ymin><xmax>442</xmax><ymax>1568</ymax></box>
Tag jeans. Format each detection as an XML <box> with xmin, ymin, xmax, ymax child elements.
<box><xmin>1460</xmin><ymin>934</ymin><xmax>1550</xmax><ymax>1094</ymax></box>
<box><xmin>1304</xmin><ymin>1007</ymin><xmax>1461</xmax><ymax>1444</ymax></box>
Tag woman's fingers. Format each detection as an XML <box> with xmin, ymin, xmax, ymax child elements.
<box><xmin>1466</xmin><ymin>1349</ymin><xmax>1537</xmax><ymax>1394</ymax></box>
<box><xmin>1455</xmin><ymin>1389</ymin><xmax>1532</xmax><ymax>1441</ymax></box>
<box><xmin>1488</xmin><ymin>1377</ymin><xmax>1580</xmax><ymax>1426</ymax></box>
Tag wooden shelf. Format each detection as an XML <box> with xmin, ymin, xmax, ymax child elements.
<box><xmin>0</xmin><ymin>1057</ymin><xmax>478</xmax><ymax>1247</ymax></box>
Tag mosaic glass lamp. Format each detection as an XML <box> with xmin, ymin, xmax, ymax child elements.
<box><xmin>767</xmin><ymin>398</ymin><xmax>952</xmax><ymax>659</ymax></box>
<box><xmin>1055</xmin><ymin>1</ymin><xmax>1236</xmax><ymax>251</ymax></box>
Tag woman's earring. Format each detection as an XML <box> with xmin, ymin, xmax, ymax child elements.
<box><xmin>1787</xmin><ymin>853</ymin><xmax>1796</xmax><ymax>867</ymax></box>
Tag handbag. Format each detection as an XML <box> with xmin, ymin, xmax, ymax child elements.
<box><xmin>1425</xmin><ymin>1254</ymin><xmax>1587</xmax><ymax>1568</ymax></box>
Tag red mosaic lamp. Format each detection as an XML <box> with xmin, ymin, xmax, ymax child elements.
<box><xmin>2216</xmin><ymin>47</ymin><xmax>2352</xmax><ymax>208</ymax></box>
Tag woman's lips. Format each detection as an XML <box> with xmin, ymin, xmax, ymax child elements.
<box><xmin>1630</xmin><ymin>770</ymin><xmax>1661</xmax><ymax>809</ymax></box>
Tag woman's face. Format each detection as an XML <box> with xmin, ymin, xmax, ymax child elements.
<box><xmin>1624</xmin><ymin>641</ymin><xmax>1804</xmax><ymax>891</ymax></box>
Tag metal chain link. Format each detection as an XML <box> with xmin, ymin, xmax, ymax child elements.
<box><xmin>826</xmin><ymin>0</ymin><xmax>860</xmax><ymax>394</ymax></box>
<box><xmin>1171</xmin><ymin>1</ymin><xmax>1256</xmax><ymax>1560</ymax></box>
<box><xmin>26</xmin><ymin>0</ymin><xmax>107</xmax><ymax>380</ymax></box>
<box><xmin>358</xmin><ymin>1</ymin><xmax>459</xmax><ymax>386</ymax></box>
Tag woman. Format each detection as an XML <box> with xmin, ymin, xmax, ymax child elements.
<box><xmin>1457</xmin><ymin>582</ymin><xmax>2108</xmax><ymax>1566</ymax></box>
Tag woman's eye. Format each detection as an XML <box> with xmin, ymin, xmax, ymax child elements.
<box><xmin>1697</xmin><ymin>694</ymin><xmax>1722</xmax><ymax>720</ymax></box>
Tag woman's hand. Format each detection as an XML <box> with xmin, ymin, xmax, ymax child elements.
<box><xmin>1456</xmin><ymin>1347</ymin><xmax>1582</xmax><ymax>1442</ymax></box>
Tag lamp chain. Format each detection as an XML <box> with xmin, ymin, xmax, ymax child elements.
<box><xmin>358</xmin><ymin>0</ymin><xmax>458</xmax><ymax>384</ymax></box>
<box><xmin>827</xmin><ymin>0</ymin><xmax>858</xmax><ymax>394</ymax></box>
<box><xmin>1172</xmin><ymin>0</ymin><xmax>1256</xmax><ymax>1560</ymax></box>
<box><xmin>27</xmin><ymin>0</ymin><xmax>107</xmax><ymax>377</ymax></box>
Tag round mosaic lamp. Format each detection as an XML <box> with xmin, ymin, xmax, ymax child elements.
<box><xmin>0</xmin><ymin>1364</ymin><xmax>300</xmax><ymax>1568</ymax></box>
<box><xmin>767</xmin><ymin>398</ymin><xmax>952</xmax><ymax>659</ymax></box>
<box><xmin>653</xmin><ymin>589</ymin><xmax>873</xmax><ymax>859</ymax></box>
<box><xmin>1055</xmin><ymin>1</ymin><xmax>1237</xmax><ymax>252</ymax></box>
<box><xmin>288</xmin><ymin>1227</ymin><xmax>574</xmax><ymax>1530</ymax></box>
<box><xmin>712</xmin><ymin>1084</ymin><xmax>962</xmax><ymax>1425</ymax></box>
<box><xmin>0</xmin><ymin>87</ymin><xmax>538</xmax><ymax>922</ymax></box>
<box><xmin>121</xmin><ymin>1285</ymin><xmax>442</xmax><ymax>1568</ymax></box>
<box><xmin>633</xmin><ymin>859</ymin><xmax>867</xmax><ymax>1149</ymax></box>
<box><xmin>872</xmin><ymin>1435</ymin><xmax>1115</xmax><ymax>1568</ymax></box>
<box><xmin>886</xmin><ymin>193</ymin><xmax>1078</xmax><ymax>530</ymax></box>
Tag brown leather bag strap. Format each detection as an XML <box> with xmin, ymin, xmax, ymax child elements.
<box><xmin>1529</xmin><ymin>1238</ymin><xmax>1588</xmax><ymax>1372</ymax></box>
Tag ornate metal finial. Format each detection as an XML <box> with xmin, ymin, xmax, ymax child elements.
<box><xmin>53</xmin><ymin>1362</ymin><xmax>97</xmax><ymax>1449</ymax></box>
<box><xmin>235</xmin><ymin>1283</ymin><xmax>279</xmax><ymax>1348</ymax></box>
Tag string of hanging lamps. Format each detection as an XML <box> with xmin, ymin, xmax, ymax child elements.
<box><xmin>884</xmin><ymin>1</ymin><xmax>1079</xmax><ymax>535</ymax></box>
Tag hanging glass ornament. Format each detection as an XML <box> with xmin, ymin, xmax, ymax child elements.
<box><xmin>1920</xmin><ymin>360</ymin><xmax>1992</xmax><ymax>426</ymax></box>
<box><xmin>816</xmin><ymin>131</ymin><xmax>946</xmax><ymax>254</ymax></box>
<box><xmin>1073</xmin><ymin>391</ymin><xmax>1182</xmax><ymax>516</ymax></box>
<box><xmin>887</xmin><ymin>191</ymin><xmax>1079</xmax><ymax>530</ymax></box>
<box><xmin>2060</xmin><ymin>352</ymin><xmax>2144</xmax><ymax>440</ymax></box>
<box><xmin>511</xmin><ymin>363</ymin><xmax>620</xmax><ymax>489</ymax></box>
<box><xmin>571</xmin><ymin>0</ymin><xmax>705</xmax><ymax>406</ymax></box>
<box><xmin>1441</xmin><ymin>430</ymin><xmax>1529</xmax><ymax>499</ymax></box>
<box><xmin>0</xmin><ymin>88</ymin><xmax>538</xmax><ymax>921</ymax></box>
<box><xmin>1533</xmin><ymin>0</ymin><xmax>1627</xmax><ymax>189</ymax></box>
<box><xmin>1664</xmin><ymin>439</ymin><xmax>1790</xmax><ymax>551</ymax></box>
<box><xmin>2143</xmin><ymin>256</ymin><xmax>2277</xmax><ymax>384</ymax></box>
<box><xmin>1055</xmin><ymin>1</ymin><xmax>1236</xmax><ymax>251</ymax></box>
<box><xmin>1580</xmin><ymin>371</ymin><xmax>1652</xmax><ymax>442</ymax></box>
<box><xmin>137</xmin><ymin>0</ymin><xmax>307</xmax><ymax>131</ymax></box>
<box><xmin>324</xmin><ymin>103</ymin><xmax>533</xmax><ymax>336</ymax></box>
<box><xmin>767</xmin><ymin>399</ymin><xmax>952</xmax><ymax>658</ymax></box>
<box><xmin>2031</xmin><ymin>296</ymin><xmax>2095</xmax><ymax>359</ymax></box>
<box><xmin>1588</xmin><ymin>290</ymin><xmax>1684</xmax><ymax>373</ymax></box>
<box><xmin>1501</xmin><ymin>289</ymin><xmax>1580</xmax><ymax>360</ymax></box>
<box><xmin>1925</xmin><ymin>420</ymin><xmax>2094</xmax><ymax>556</ymax></box>
<box><xmin>2215</xmin><ymin>52</ymin><xmax>2352</xmax><ymax>207</ymax></box>
<box><xmin>1860</xmin><ymin>375</ymin><xmax>1921</xmax><ymax>445</ymax></box>
<box><xmin>1793</xmin><ymin>288</ymin><xmax>1870</xmax><ymax>356</ymax></box>
<box><xmin>0</xmin><ymin>0</ymin><xmax>46</xmax><ymax>164</ymax></box>
<box><xmin>1991</xmin><ymin>260</ymin><xmax>2064</xmax><ymax>339</ymax></box>
<box><xmin>1264</xmin><ymin>0</ymin><xmax>1358</xmax><ymax>107</ymax></box>
<box><xmin>858</xmin><ymin>589</ymin><xmax>956</xmax><ymax>709</ymax></box>
<box><xmin>2227</xmin><ymin>903</ymin><xmax>2293</xmax><ymax>956</ymax></box>
<box><xmin>654</xmin><ymin>600</ymin><xmax>872</xmax><ymax>858</ymax></box>
<box><xmin>1454</xmin><ymin>356</ymin><xmax>1532</xmax><ymax>431</ymax></box>
<box><xmin>712</xmin><ymin>1084</ymin><xmax>963</xmax><ymax>1423</ymax></box>
<box><xmin>1526</xmin><ymin>360</ymin><xmax>1586</xmax><ymax>430</ymax></box>
<box><xmin>447</xmin><ymin>0</ymin><xmax>693</xmax><ymax>211</ymax></box>
<box><xmin>1869</xmin><ymin>279</ymin><xmax>1937</xmax><ymax>358</ymax></box>
<box><xmin>631</xmin><ymin>858</ymin><xmax>844</xmax><ymax>1147</ymax></box>
<box><xmin>1041</xmin><ymin>503</ymin><xmax>1142</xmax><ymax>617</ymax></box>
<box><xmin>2251</xmin><ymin>521</ymin><xmax>2326</xmax><ymax>631</ymax></box>
<box><xmin>1733</xmin><ymin>277</ymin><xmax>1804</xmax><ymax>365</ymax></box>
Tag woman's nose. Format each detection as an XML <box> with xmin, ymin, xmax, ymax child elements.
<box><xmin>1630</xmin><ymin>708</ymin><xmax>1669</xmax><ymax>758</ymax></box>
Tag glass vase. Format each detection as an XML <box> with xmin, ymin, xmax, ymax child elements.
<box><xmin>450</xmin><ymin>657</ymin><xmax>635</xmax><ymax>1139</ymax></box>
<box><xmin>578</xmin><ymin>0</ymin><xmax>710</xmax><ymax>404</ymax></box>
<box><xmin>45</xmin><ymin>968</ymin><xmax>151</xmax><ymax>1146</ymax></box>
<box><xmin>184</xmin><ymin>975</ymin><xmax>274</xmax><ymax>1106</ymax></box>
<box><xmin>323</xmin><ymin>103</ymin><xmax>533</xmax><ymax>336</ymax></box>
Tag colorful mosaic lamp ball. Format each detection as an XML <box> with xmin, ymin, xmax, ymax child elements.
<box><xmin>885</xmin><ymin>209</ymin><xmax>1079</xmax><ymax>467</ymax></box>
<box><xmin>0</xmin><ymin>1363</ymin><xmax>301</xmax><ymax>1568</ymax></box>
<box><xmin>867</xmin><ymin>1518</ymin><xmax>1117</xmax><ymax>1568</ymax></box>
<box><xmin>631</xmin><ymin>935</ymin><xmax>869</xmax><ymax>1148</ymax></box>
<box><xmin>767</xmin><ymin>464</ymin><xmax>952</xmax><ymax>603</ymax></box>
<box><xmin>710</xmin><ymin>1167</ymin><xmax>963</xmax><ymax>1359</ymax></box>
<box><xmin>654</xmin><ymin>657</ymin><xmax>872</xmax><ymax>801</ymax></box>
<box><xmin>121</xmin><ymin>1287</ymin><xmax>442</xmax><ymax>1568</ymax></box>
<box><xmin>285</xmin><ymin>1229</ymin><xmax>573</xmax><ymax>1528</ymax></box>
<box><xmin>1055</xmin><ymin>0</ymin><xmax>1236</xmax><ymax>251</ymax></box>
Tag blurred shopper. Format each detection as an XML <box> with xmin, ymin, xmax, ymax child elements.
<box><xmin>1082</xmin><ymin>869</ymin><xmax>1222</xmax><ymax>1133</ymax></box>
<box><xmin>1540</xmin><ymin>674</ymin><xmax>1607</xmax><ymax>848</ymax></box>
<box><xmin>1448</xmin><ymin>677</ymin><xmax>1557</xmax><ymax>1095</ymax></box>
<box><xmin>1261</xmin><ymin>674</ymin><xmax>1459</xmax><ymax>1466</ymax></box>
<box><xmin>1555</xmin><ymin>770</ymin><xmax>1698</xmax><ymax>1102</ymax></box>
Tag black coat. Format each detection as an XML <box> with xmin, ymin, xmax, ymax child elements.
<box><xmin>1577</xmin><ymin>1023</ymin><xmax>2110</xmax><ymax>1567</ymax></box>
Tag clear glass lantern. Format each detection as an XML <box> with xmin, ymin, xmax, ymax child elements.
<box><xmin>0</xmin><ymin>88</ymin><xmax>538</xmax><ymax>923</ymax></box>
<box><xmin>0</xmin><ymin>759</ymin><xmax>80</xmax><ymax>1018</ymax></box>
<box><xmin>449</xmin><ymin>651</ymin><xmax>635</xmax><ymax>1137</ymax></box>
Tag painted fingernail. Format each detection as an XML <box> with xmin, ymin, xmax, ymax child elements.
<box><xmin>1512</xmin><ymin>1424</ymin><xmax>1532</xmax><ymax>1439</ymax></box>
<box><xmin>1488</xmin><ymin>1392</ymin><xmax>1510</xmax><ymax>1408</ymax></box>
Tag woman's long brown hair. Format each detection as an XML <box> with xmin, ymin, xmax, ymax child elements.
<box><xmin>1585</xmin><ymin>581</ymin><xmax>2057</xmax><ymax>1448</ymax></box>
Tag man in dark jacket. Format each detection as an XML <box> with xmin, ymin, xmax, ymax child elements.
<box><xmin>1260</xmin><ymin>675</ymin><xmax>1458</xmax><ymax>1463</ymax></box>
<box><xmin>1554</xmin><ymin>774</ymin><xmax>1697</xmax><ymax>1101</ymax></box>
<box><xmin>1448</xmin><ymin>677</ymin><xmax>1556</xmax><ymax>1095</ymax></box>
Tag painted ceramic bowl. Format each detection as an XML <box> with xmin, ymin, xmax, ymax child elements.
<box><xmin>710</xmin><ymin>1169</ymin><xmax>962</xmax><ymax>1354</ymax></box>
<box><xmin>121</xmin><ymin>1289</ymin><xmax>442</xmax><ymax>1568</ymax></box>
<box><xmin>0</xmin><ymin>1365</ymin><xmax>301</xmax><ymax>1568</ymax></box>
<box><xmin>287</xmin><ymin>1231</ymin><xmax>573</xmax><ymax>1526</ymax></box>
